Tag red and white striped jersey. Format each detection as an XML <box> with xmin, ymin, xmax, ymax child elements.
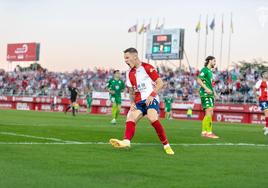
<box><xmin>126</xmin><ymin>63</ymin><xmax>160</xmax><ymax>103</ymax></box>
<box><xmin>255</xmin><ymin>80</ymin><xmax>268</xmax><ymax>101</ymax></box>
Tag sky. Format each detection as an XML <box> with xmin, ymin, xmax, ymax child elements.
<box><xmin>0</xmin><ymin>0</ymin><xmax>267</xmax><ymax>72</ymax></box>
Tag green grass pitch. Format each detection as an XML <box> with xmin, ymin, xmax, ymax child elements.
<box><xmin>0</xmin><ymin>109</ymin><xmax>267</xmax><ymax>188</ymax></box>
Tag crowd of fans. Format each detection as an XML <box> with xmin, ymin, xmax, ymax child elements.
<box><xmin>159</xmin><ymin>65</ymin><xmax>258</xmax><ymax>104</ymax></box>
<box><xmin>0</xmin><ymin>63</ymin><xmax>262</xmax><ymax>104</ymax></box>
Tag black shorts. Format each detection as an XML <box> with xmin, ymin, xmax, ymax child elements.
<box><xmin>71</xmin><ymin>98</ymin><xmax>77</xmax><ymax>103</ymax></box>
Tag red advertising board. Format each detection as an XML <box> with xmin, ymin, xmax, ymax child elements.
<box><xmin>214</xmin><ymin>112</ymin><xmax>248</xmax><ymax>123</ymax></box>
<box><xmin>172</xmin><ymin>109</ymin><xmax>201</xmax><ymax>120</ymax></box>
<box><xmin>0</xmin><ymin>95</ymin><xmax>266</xmax><ymax>124</ymax></box>
<box><xmin>214</xmin><ymin>104</ymin><xmax>246</xmax><ymax>112</ymax></box>
<box><xmin>249</xmin><ymin>113</ymin><xmax>266</xmax><ymax>124</ymax></box>
<box><xmin>0</xmin><ymin>102</ymin><xmax>14</xmax><ymax>109</ymax></box>
<box><xmin>7</xmin><ymin>43</ymin><xmax>40</xmax><ymax>61</ymax></box>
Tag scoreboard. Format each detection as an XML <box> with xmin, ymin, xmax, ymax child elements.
<box><xmin>145</xmin><ymin>29</ymin><xmax>184</xmax><ymax>60</ymax></box>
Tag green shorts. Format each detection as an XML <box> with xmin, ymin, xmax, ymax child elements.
<box><xmin>110</xmin><ymin>97</ymin><xmax>122</xmax><ymax>105</ymax></box>
<box><xmin>201</xmin><ymin>97</ymin><xmax>214</xmax><ymax>109</ymax></box>
<box><xmin>165</xmin><ymin>106</ymin><xmax>171</xmax><ymax>112</ymax></box>
<box><xmin>87</xmin><ymin>99</ymin><xmax>92</xmax><ymax>108</ymax></box>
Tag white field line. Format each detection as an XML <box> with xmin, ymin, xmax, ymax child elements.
<box><xmin>0</xmin><ymin>131</ymin><xmax>81</xmax><ymax>144</ymax></box>
<box><xmin>0</xmin><ymin>142</ymin><xmax>267</xmax><ymax>147</ymax></box>
<box><xmin>0</xmin><ymin>131</ymin><xmax>268</xmax><ymax>147</ymax></box>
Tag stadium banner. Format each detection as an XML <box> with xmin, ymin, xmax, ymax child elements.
<box><xmin>172</xmin><ymin>110</ymin><xmax>201</xmax><ymax>120</ymax></box>
<box><xmin>92</xmin><ymin>91</ymin><xmax>130</xmax><ymax>100</ymax></box>
<box><xmin>215</xmin><ymin>104</ymin><xmax>261</xmax><ymax>113</ymax></box>
<box><xmin>92</xmin><ymin>91</ymin><xmax>109</xmax><ymax>99</ymax></box>
<box><xmin>34</xmin><ymin>104</ymin><xmax>65</xmax><ymax>112</ymax></box>
<box><xmin>7</xmin><ymin>42</ymin><xmax>40</xmax><ymax>61</ymax></box>
<box><xmin>13</xmin><ymin>96</ymin><xmax>34</xmax><ymax>102</ymax></box>
<box><xmin>246</xmin><ymin>104</ymin><xmax>261</xmax><ymax>113</ymax></box>
<box><xmin>214</xmin><ymin>104</ymin><xmax>246</xmax><ymax>112</ymax></box>
<box><xmin>214</xmin><ymin>112</ymin><xmax>248</xmax><ymax>123</ymax></box>
<box><xmin>91</xmin><ymin>105</ymin><xmax>129</xmax><ymax>115</ymax></box>
<box><xmin>249</xmin><ymin>113</ymin><xmax>266</xmax><ymax>124</ymax></box>
<box><xmin>0</xmin><ymin>102</ymin><xmax>14</xmax><ymax>109</ymax></box>
<box><xmin>0</xmin><ymin>96</ymin><xmax>10</xmax><ymax>101</ymax></box>
<box><xmin>172</xmin><ymin>102</ymin><xmax>194</xmax><ymax>109</ymax></box>
<box><xmin>172</xmin><ymin>102</ymin><xmax>201</xmax><ymax>110</ymax></box>
<box><xmin>16</xmin><ymin>102</ymin><xmax>32</xmax><ymax>110</ymax></box>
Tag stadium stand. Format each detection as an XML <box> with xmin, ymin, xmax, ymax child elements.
<box><xmin>0</xmin><ymin>64</ymin><xmax>261</xmax><ymax>104</ymax></box>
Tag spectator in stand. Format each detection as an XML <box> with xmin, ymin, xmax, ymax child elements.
<box><xmin>0</xmin><ymin>62</ymin><xmax>265</xmax><ymax>104</ymax></box>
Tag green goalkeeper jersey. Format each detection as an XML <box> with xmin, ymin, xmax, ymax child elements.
<box><xmin>106</xmin><ymin>79</ymin><xmax>125</xmax><ymax>99</ymax></box>
<box><xmin>198</xmin><ymin>66</ymin><xmax>214</xmax><ymax>98</ymax></box>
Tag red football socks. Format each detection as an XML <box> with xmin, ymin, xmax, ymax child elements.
<box><xmin>151</xmin><ymin>120</ymin><xmax>169</xmax><ymax>145</ymax></box>
<box><xmin>124</xmin><ymin>121</ymin><xmax>136</xmax><ymax>140</ymax></box>
<box><xmin>265</xmin><ymin>117</ymin><xmax>268</xmax><ymax>128</ymax></box>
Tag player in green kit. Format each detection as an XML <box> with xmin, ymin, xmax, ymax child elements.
<box><xmin>196</xmin><ymin>56</ymin><xmax>219</xmax><ymax>139</ymax></box>
<box><xmin>86</xmin><ymin>86</ymin><xmax>93</xmax><ymax>113</ymax></box>
<box><xmin>164</xmin><ymin>95</ymin><xmax>173</xmax><ymax>119</ymax></box>
<box><xmin>106</xmin><ymin>70</ymin><xmax>125</xmax><ymax>124</ymax></box>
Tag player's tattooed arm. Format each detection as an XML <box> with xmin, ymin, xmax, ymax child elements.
<box><xmin>127</xmin><ymin>87</ymin><xmax>137</xmax><ymax>111</ymax></box>
<box><xmin>128</xmin><ymin>87</ymin><xmax>135</xmax><ymax>103</ymax></box>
